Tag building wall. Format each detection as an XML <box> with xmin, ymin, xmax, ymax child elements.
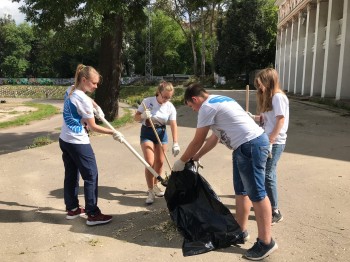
<box><xmin>275</xmin><ymin>0</ymin><xmax>350</xmax><ymax>100</ymax></box>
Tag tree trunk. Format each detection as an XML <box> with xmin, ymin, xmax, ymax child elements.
<box><xmin>200</xmin><ymin>6</ymin><xmax>206</xmax><ymax>80</ymax></box>
<box><xmin>209</xmin><ymin>3</ymin><xmax>216</xmax><ymax>83</ymax></box>
<box><xmin>95</xmin><ymin>14</ymin><xmax>123</xmax><ymax>121</ymax></box>
<box><xmin>188</xmin><ymin>13</ymin><xmax>197</xmax><ymax>76</ymax></box>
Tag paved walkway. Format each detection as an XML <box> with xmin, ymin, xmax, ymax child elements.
<box><xmin>0</xmin><ymin>91</ymin><xmax>349</xmax><ymax>262</ymax></box>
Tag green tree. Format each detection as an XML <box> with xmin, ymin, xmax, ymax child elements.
<box><xmin>17</xmin><ymin>0</ymin><xmax>148</xmax><ymax>120</ymax></box>
<box><xmin>126</xmin><ymin>9</ymin><xmax>190</xmax><ymax>77</ymax></box>
<box><xmin>215</xmin><ymin>0</ymin><xmax>277</xmax><ymax>80</ymax></box>
<box><xmin>156</xmin><ymin>0</ymin><xmax>206</xmax><ymax>76</ymax></box>
<box><xmin>0</xmin><ymin>19</ymin><xmax>33</xmax><ymax>77</ymax></box>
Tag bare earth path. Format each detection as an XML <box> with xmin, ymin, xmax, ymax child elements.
<box><xmin>0</xmin><ymin>91</ymin><xmax>349</xmax><ymax>262</ymax></box>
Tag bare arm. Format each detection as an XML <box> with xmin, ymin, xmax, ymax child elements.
<box><xmin>169</xmin><ymin>119</ymin><xmax>178</xmax><ymax>143</ymax></box>
<box><xmin>192</xmin><ymin>132</ymin><xmax>219</xmax><ymax>160</ymax></box>
<box><xmin>179</xmin><ymin>126</ymin><xmax>210</xmax><ymax>162</ymax></box>
<box><xmin>269</xmin><ymin>115</ymin><xmax>284</xmax><ymax>143</ymax></box>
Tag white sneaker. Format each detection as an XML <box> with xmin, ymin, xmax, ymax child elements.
<box><xmin>153</xmin><ymin>184</ymin><xmax>165</xmax><ymax>197</ymax></box>
<box><xmin>145</xmin><ymin>190</ymin><xmax>155</xmax><ymax>205</ymax></box>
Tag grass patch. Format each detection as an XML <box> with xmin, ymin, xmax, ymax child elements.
<box><xmin>8</xmin><ymin>111</ymin><xmax>20</xmax><ymax>114</ymax></box>
<box><xmin>0</xmin><ymin>102</ymin><xmax>59</xmax><ymax>129</ymax></box>
<box><xmin>110</xmin><ymin>108</ymin><xmax>135</xmax><ymax>127</ymax></box>
<box><xmin>27</xmin><ymin>135</ymin><xmax>54</xmax><ymax>149</ymax></box>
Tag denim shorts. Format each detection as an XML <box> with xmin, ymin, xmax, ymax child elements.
<box><xmin>233</xmin><ymin>133</ymin><xmax>270</xmax><ymax>202</ymax></box>
<box><xmin>140</xmin><ymin>125</ymin><xmax>168</xmax><ymax>144</ymax></box>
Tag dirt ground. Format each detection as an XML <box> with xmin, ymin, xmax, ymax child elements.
<box><xmin>0</xmin><ymin>91</ymin><xmax>349</xmax><ymax>262</ymax></box>
<box><xmin>0</xmin><ymin>98</ymin><xmax>38</xmax><ymax>123</ymax></box>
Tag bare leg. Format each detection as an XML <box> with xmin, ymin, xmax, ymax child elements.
<box><xmin>252</xmin><ymin>196</ymin><xmax>272</xmax><ymax>244</ymax></box>
<box><xmin>235</xmin><ymin>194</ymin><xmax>252</xmax><ymax>231</ymax></box>
<box><xmin>153</xmin><ymin>143</ymin><xmax>165</xmax><ymax>184</ymax></box>
<box><xmin>141</xmin><ymin>141</ymin><xmax>155</xmax><ymax>189</ymax></box>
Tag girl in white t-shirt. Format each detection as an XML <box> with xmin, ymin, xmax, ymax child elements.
<box><xmin>134</xmin><ymin>81</ymin><xmax>180</xmax><ymax>205</ymax></box>
<box><xmin>59</xmin><ymin>64</ymin><xmax>123</xmax><ymax>226</ymax></box>
<box><xmin>250</xmin><ymin>68</ymin><xmax>289</xmax><ymax>225</ymax></box>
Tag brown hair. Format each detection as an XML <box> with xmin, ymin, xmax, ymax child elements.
<box><xmin>69</xmin><ymin>64</ymin><xmax>100</xmax><ymax>96</ymax></box>
<box><xmin>254</xmin><ymin>68</ymin><xmax>284</xmax><ymax>113</ymax></box>
<box><xmin>184</xmin><ymin>83</ymin><xmax>208</xmax><ymax>104</ymax></box>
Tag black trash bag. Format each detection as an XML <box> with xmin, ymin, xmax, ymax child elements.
<box><xmin>164</xmin><ymin>160</ymin><xmax>243</xmax><ymax>256</ymax></box>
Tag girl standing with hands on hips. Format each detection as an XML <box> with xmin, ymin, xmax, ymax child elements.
<box><xmin>248</xmin><ymin>68</ymin><xmax>289</xmax><ymax>225</ymax></box>
<box><xmin>134</xmin><ymin>81</ymin><xmax>180</xmax><ymax>205</ymax></box>
<box><xmin>59</xmin><ymin>64</ymin><xmax>124</xmax><ymax>226</ymax></box>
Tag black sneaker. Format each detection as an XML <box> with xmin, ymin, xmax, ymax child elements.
<box><xmin>272</xmin><ymin>210</ymin><xmax>283</xmax><ymax>225</ymax></box>
<box><xmin>86</xmin><ymin>213</ymin><xmax>112</xmax><ymax>226</ymax></box>
<box><xmin>244</xmin><ymin>238</ymin><xmax>278</xmax><ymax>261</ymax></box>
<box><xmin>236</xmin><ymin>230</ymin><xmax>250</xmax><ymax>244</ymax></box>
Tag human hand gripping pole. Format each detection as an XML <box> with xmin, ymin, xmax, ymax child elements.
<box><xmin>141</xmin><ymin>109</ymin><xmax>151</xmax><ymax>120</ymax></box>
<box><xmin>92</xmin><ymin>108</ymin><xmax>168</xmax><ymax>187</ymax></box>
<box><xmin>113</xmin><ymin>131</ymin><xmax>124</xmax><ymax>143</ymax></box>
<box><xmin>94</xmin><ymin>106</ymin><xmax>105</xmax><ymax>120</ymax></box>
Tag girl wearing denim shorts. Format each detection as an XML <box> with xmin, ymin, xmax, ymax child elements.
<box><xmin>134</xmin><ymin>81</ymin><xmax>180</xmax><ymax>205</ymax></box>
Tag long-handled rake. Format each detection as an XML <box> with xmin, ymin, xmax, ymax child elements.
<box><xmin>93</xmin><ymin>109</ymin><xmax>168</xmax><ymax>187</ymax></box>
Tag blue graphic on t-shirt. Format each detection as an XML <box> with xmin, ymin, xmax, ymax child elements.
<box><xmin>208</xmin><ymin>96</ymin><xmax>235</xmax><ymax>103</ymax></box>
<box><xmin>63</xmin><ymin>98</ymin><xmax>83</xmax><ymax>133</ymax></box>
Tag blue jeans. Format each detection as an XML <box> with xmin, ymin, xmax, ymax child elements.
<box><xmin>59</xmin><ymin>138</ymin><xmax>100</xmax><ymax>216</ymax></box>
<box><xmin>233</xmin><ymin>133</ymin><xmax>270</xmax><ymax>202</ymax></box>
<box><xmin>265</xmin><ymin>144</ymin><xmax>285</xmax><ymax>210</ymax></box>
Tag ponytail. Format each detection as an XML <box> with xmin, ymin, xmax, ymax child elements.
<box><xmin>69</xmin><ymin>64</ymin><xmax>99</xmax><ymax>96</ymax></box>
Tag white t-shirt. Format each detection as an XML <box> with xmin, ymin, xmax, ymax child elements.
<box><xmin>261</xmin><ymin>92</ymin><xmax>289</xmax><ymax>144</ymax></box>
<box><xmin>197</xmin><ymin>95</ymin><xmax>264</xmax><ymax>150</ymax></box>
<box><xmin>138</xmin><ymin>96</ymin><xmax>177</xmax><ymax>126</ymax></box>
<box><xmin>59</xmin><ymin>87</ymin><xmax>93</xmax><ymax>144</ymax></box>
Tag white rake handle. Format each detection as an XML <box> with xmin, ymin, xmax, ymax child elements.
<box><xmin>93</xmin><ymin>109</ymin><xmax>162</xmax><ymax>181</ymax></box>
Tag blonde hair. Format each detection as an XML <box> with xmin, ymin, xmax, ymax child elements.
<box><xmin>156</xmin><ymin>81</ymin><xmax>174</xmax><ymax>96</ymax></box>
<box><xmin>254</xmin><ymin>68</ymin><xmax>284</xmax><ymax>113</ymax></box>
<box><xmin>69</xmin><ymin>64</ymin><xmax>100</xmax><ymax>96</ymax></box>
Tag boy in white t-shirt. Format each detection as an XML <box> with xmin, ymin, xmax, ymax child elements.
<box><xmin>172</xmin><ymin>83</ymin><xmax>278</xmax><ymax>261</ymax></box>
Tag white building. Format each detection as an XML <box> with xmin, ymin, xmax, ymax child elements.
<box><xmin>275</xmin><ymin>0</ymin><xmax>350</xmax><ymax>100</ymax></box>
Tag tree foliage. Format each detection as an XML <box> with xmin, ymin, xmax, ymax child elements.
<box><xmin>0</xmin><ymin>16</ymin><xmax>33</xmax><ymax>77</ymax></box>
<box><xmin>15</xmin><ymin>0</ymin><xmax>148</xmax><ymax>120</ymax></box>
<box><xmin>130</xmin><ymin>10</ymin><xmax>188</xmax><ymax>76</ymax></box>
<box><xmin>215</xmin><ymin>0</ymin><xmax>277</xmax><ymax>79</ymax></box>
<box><xmin>2</xmin><ymin>0</ymin><xmax>279</xmax><ymax>94</ymax></box>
